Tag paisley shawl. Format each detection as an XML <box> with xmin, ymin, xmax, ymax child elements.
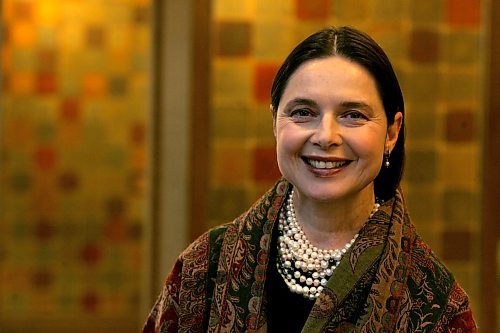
<box><xmin>142</xmin><ymin>178</ymin><xmax>476</xmax><ymax>332</ymax></box>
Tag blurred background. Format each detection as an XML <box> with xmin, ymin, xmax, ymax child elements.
<box><xmin>0</xmin><ymin>0</ymin><xmax>498</xmax><ymax>332</ymax></box>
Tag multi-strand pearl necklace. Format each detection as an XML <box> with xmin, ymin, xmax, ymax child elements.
<box><xmin>276</xmin><ymin>189</ymin><xmax>380</xmax><ymax>300</ymax></box>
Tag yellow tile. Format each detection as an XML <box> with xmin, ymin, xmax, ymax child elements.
<box><xmin>214</xmin><ymin>0</ymin><xmax>256</xmax><ymax>19</ymax></box>
<box><xmin>256</xmin><ymin>0</ymin><xmax>294</xmax><ymax>19</ymax></box>
<box><xmin>254</xmin><ymin>21</ymin><xmax>295</xmax><ymax>61</ymax></box>
<box><xmin>333</xmin><ymin>0</ymin><xmax>370</xmax><ymax>21</ymax></box>
<box><xmin>439</xmin><ymin>147</ymin><xmax>480</xmax><ymax>188</ymax></box>
<box><xmin>59</xmin><ymin>24</ymin><xmax>84</xmax><ymax>49</ymax></box>
<box><xmin>37</xmin><ymin>0</ymin><xmax>61</xmax><ymax>24</ymax></box>
<box><xmin>213</xmin><ymin>59</ymin><xmax>252</xmax><ymax>104</ymax></box>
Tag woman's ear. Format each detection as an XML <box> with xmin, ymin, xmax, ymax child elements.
<box><xmin>386</xmin><ymin>112</ymin><xmax>403</xmax><ymax>151</ymax></box>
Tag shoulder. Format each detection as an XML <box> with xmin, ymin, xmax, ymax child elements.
<box><xmin>179</xmin><ymin>223</ymin><xmax>234</xmax><ymax>267</ymax></box>
<box><xmin>409</xmin><ymin>236</ymin><xmax>454</xmax><ymax>286</ymax></box>
<box><xmin>405</xmin><ymin>236</ymin><xmax>476</xmax><ymax>330</ymax></box>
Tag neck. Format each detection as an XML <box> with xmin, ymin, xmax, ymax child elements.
<box><xmin>292</xmin><ymin>186</ymin><xmax>376</xmax><ymax>249</ymax></box>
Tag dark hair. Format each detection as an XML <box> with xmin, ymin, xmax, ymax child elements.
<box><xmin>270</xmin><ymin>26</ymin><xmax>405</xmax><ymax>201</ymax></box>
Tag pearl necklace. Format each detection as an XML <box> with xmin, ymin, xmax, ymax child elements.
<box><xmin>276</xmin><ymin>189</ymin><xmax>380</xmax><ymax>300</ymax></box>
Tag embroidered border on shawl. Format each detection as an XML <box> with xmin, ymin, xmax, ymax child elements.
<box><xmin>208</xmin><ymin>179</ymin><xmax>288</xmax><ymax>333</ymax></box>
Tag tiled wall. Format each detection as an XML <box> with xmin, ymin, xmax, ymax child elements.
<box><xmin>209</xmin><ymin>0</ymin><xmax>483</xmax><ymax>317</ymax></box>
<box><xmin>0</xmin><ymin>0</ymin><xmax>150</xmax><ymax>331</ymax></box>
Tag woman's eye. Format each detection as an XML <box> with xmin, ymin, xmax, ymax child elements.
<box><xmin>290</xmin><ymin>109</ymin><xmax>313</xmax><ymax>118</ymax></box>
<box><xmin>344</xmin><ymin>111</ymin><xmax>367</xmax><ymax>120</ymax></box>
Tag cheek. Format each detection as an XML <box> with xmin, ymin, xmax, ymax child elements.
<box><xmin>276</xmin><ymin>124</ymin><xmax>293</xmax><ymax>148</ymax></box>
<box><xmin>275</xmin><ymin>127</ymin><xmax>304</xmax><ymax>168</ymax></box>
<box><xmin>350</xmin><ymin>131</ymin><xmax>386</xmax><ymax>161</ymax></box>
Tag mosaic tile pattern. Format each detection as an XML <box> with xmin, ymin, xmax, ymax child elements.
<box><xmin>0</xmin><ymin>0</ymin><xmax>150</xmax><ymax>331</ymax></box>
<box><xmin>209</xmin><ymin>0</ymin><xmax>484</xmax><ymax>319</ymax></box>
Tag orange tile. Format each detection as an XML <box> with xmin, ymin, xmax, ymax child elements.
<box><xmin>131</xmin><ymin>148</ymin><xmax>147</xmax><ymax>169</ymax></box>
<box><xmin>213</xmin><ymin>144</ymin><xmax>250</xmax><ymax>185</ymax></box>
<box><xmin>34</xmin><ymin>146</ymin><xmax>57</xmax><ymax>171</ymax></box>
<box><xmin>12</xmin><ymin>1</ymin><xmax>34</xmax><ymax>21</ymax></box>
<box><xmin>295</xmin><ymin>0</ymin><xmax>330</xmax><ymax>21</ymax></box>
<box><xmin>60</xmin><ymin>99</ymin><xmax>81</xmax><ymax>122</ymax></box>
<box><xmin>253</xmin><ymin>62</ymin><xmax>280</xmax><ymax>104</ymax></box>
<box><xmin>108</xmin><ymin>50</ymin><xmax>131</xmax><ymax>72</ymax></box>
<box><xmin>10</xmin><ymin>72</ymin><xmax>34</xmax><ymax>94</ymax></box>
<box><xmin>2</xmin><ymin>44</ymin><xmax>12</xmax><ymax>69</ymax></box>
<box><xmin>59</xmin><ymin>123</ymin><xmax>82</xmax><ymax>145</ymax></box>
<box><xmin>3</xmin><ymin>118</ymin><xmax>34</xmax><ymax>146</ymax></box>
<box><xmin>36</xmin><ymin>72</ymin><xmax>57</xmax><ymax>94</ymax></box>
<box><xmin>130</xmin><ymin>123</ymin><xmax>146</xmax><ymax>145</ymax></box>
<box><xmin>105</xmin><ymin>218</ymin><xmax>128</xmax><ymax>242</ymax></box>
<box><xmin>83</xmin><ymin>73</ymin><xmax>108</xmax><ymax>97</ymax></box>
<box><xmin>3</xmin><ymin>0</ymin><xmax>14</xmax><ymax>21</ymax></box>
<box><xmin>11</xmin><ymin>22</ymin><xmax>36</xmax><ymax>47</ymax></box>
<box><xmin>446</xmin><ymin>0</ymin><xmax>481</xmax><ymax>27</ymax></box>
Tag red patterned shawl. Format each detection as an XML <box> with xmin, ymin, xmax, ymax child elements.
<box><xmin>141</xmin><ymin>179</ymin><xmax>476</xmax><ymax>332</ymax></box>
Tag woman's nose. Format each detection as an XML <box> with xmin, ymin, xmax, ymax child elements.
<box><xmin>311</xmin><ymin>114</ymin><xmax>343</xmax><ymax>149</ymax></box>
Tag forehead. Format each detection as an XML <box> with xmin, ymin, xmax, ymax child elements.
<box><xmin>281</xmin><ymin>56</ymin><xmax>381</xmax><ymax>104</ymax></box>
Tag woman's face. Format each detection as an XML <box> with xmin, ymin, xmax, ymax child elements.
<box><xmin>273</xmin><ymin>56</ymin><xmax>401</xmax><ymax>203</ymax></box>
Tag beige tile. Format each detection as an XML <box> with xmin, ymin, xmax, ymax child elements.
<box><xmin>209</xmin><ymin>186</ymin><xmax>249</xmax><ymax>221</ymax></box>
<box><xmin>372</xmin><ymin>0</ymin><xmax>403</xmax><ymax>21</ymax></box>
<box><xmin>405</xmin><ymin>149</ymin><xmax>438</xmax><ymax>184</ymax></box>
<box><xmin>442</xmin><ymin>31</ymin><xmax>480</xmax><ymax>65</ymax></box>
<box><xmin>443</xmin><ymin>189</ymin><xmax>480</xmax><ymax>229</ymax></box>
<box><xmin>404</xmin><ymin>68</ymin><xmax>440</xmax><ymax>105</ymax></box>
<box><xmin>440</xmin><ymin>72</ymin><xmax>480</xmax><ymax>102</ymax></box>
<box><xmin>213</xmin><ymin>104</ymin><xmax>251</xmax><ymax>139</ymax></box>
<box><xmin>213</xmin><ymin>60</ymin><xmax>252</xmax><ymax>103</ymax></box>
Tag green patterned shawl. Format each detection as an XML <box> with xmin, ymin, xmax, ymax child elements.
<box><xmin>142</xmin><ymin>178</ymin><xmax>476</xmax><ymax>332</ymax></box>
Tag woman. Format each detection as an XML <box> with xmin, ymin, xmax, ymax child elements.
<box><xmin>142</xmin><ymin>27</ymin><xmax>476</xmax><ymax>332</ymax></box>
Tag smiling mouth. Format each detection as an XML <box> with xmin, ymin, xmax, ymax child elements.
<box><xmin>304</xmin><ymin>158</ymin><xmax>349</xmax><ymax>169</ymax></box>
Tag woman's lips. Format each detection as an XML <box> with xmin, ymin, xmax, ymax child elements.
<box><xmin>304</xmin><ymin>158</ymin><xmax>348</xmax><ymax>169</ymax></box>
<box><xmin>301</xmin><ymin>157</ymin><xmax>351</xmax><ymax>176</ymax></box>
<box><xmin>303</xmin><ymin>157</ymin><xmax>350</xmax><ymax>169</ymax></box>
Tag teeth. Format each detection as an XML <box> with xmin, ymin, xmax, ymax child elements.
<box><xmin>308</xmin><ymin>159</ymin><xmax>346</xmax><ymax>169</ymax></box>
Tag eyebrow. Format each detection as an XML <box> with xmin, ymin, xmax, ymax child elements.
<box><xmin>339</xmin><ymin>101</ymin><xmax>374</xmax><ymax>112</ymax></box>
<box><xmin>283</xmin><ymin>98</ymin><xmax>318</xmax><ymax>110</ymax></box>
<box><xmin>284</xmin><ymin>98</ymin><xmax>374</xmax><ymax>112</ymax></box>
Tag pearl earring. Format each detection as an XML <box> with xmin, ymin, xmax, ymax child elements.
<box><xmin>384</xmin><ymin>150</ymin><xmax>391</xmax><ymax>168</ymax></box>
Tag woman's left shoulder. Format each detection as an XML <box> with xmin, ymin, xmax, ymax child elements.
<box><xmin>409</xmin><ymin>236</ymin><xmax>455</xmax><ymax>283</ymax></box>
<box><xmin>402</xmin><ymin>236</ymin><xmax>477</xmax><ymax>331</ymax></box>
<box><xmin>408</xmin><ymin>236</ymin><xmax>472</xmax><ymax>307</ymax></box>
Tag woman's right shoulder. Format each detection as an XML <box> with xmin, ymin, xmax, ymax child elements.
<box><xmin>179</xmin><ymin>222</ymin><xmax>236</xmax><ymax>263</ymax></box>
